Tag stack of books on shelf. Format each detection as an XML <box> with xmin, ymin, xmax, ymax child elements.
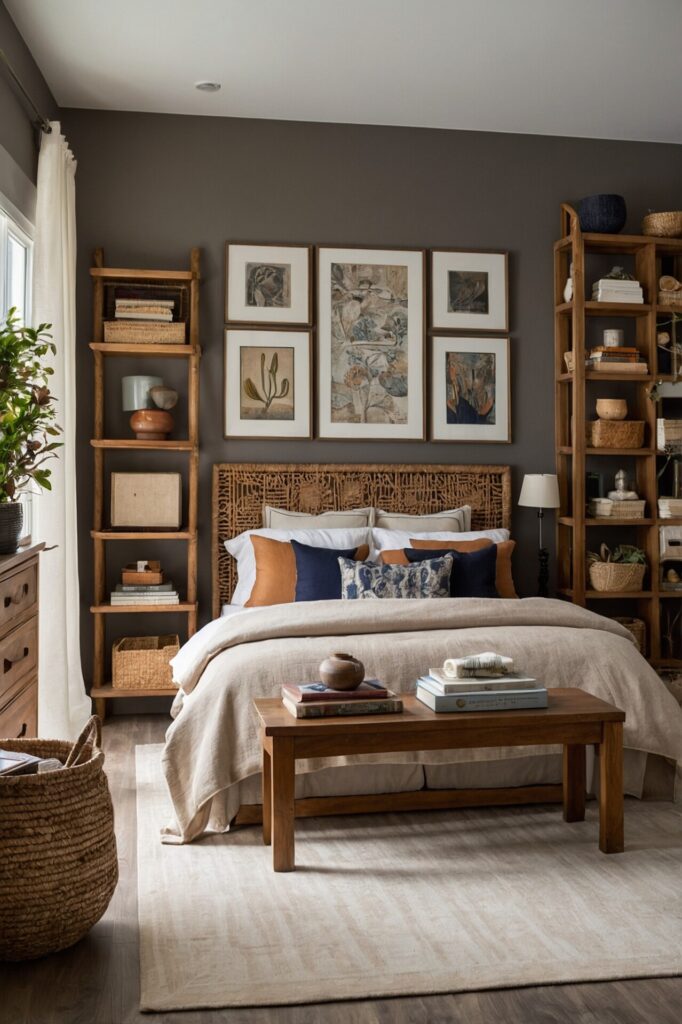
<box><xmin>592</xmin><ymin>277</ymin><xmax>644</xmax><ymax>304</ymax></box>
<box><xmin>114</xmin><ymin>298</ymin><xmax>175</xmax><ymax>322</ymax></box>
<box><xmin>587</xmin><ymin>345</ymin><xmax>648</xmax><ymax>374</ymax></box>
<box><xmin>282</xmin><ymin>680</ymin><xmax>403</xmax><ymax>718</ymax></box>
<box><xmin>416</xmin><ymin>652</ymin><xmax>547</xmax><ymax>713</ymax></box>
<box><xmin>658</xmin><ymin>497</ymin><xmax>682</xmax><ymax>519</ymax></box>
<box><xmin>110</xmin><ymin>581</ymin><xmax>179</xmax><ymax>606</ymax></box>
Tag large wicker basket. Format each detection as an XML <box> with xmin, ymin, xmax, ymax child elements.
<box><xmin>589</xmin><ymin>560</ymin><xmax>646</xmax><ymax>592</ymax></box>
<box><xmin>0</xmin><ymin>716</ymin><xmax>118</xmax><ymax>961</ymax></box>
<box><xmin>591</xmin><ymin>419</ymin><xmax>644</xmax><ymax>449</ymax></box>
<box><xmin>642</xmin><ymin>211</ymin><xmax>682</xmax><ymax>238</ymax></box>
<box><xmin>112</xmin><ymin>634</ymin><xmax>179</xmax><ymax>690</ymax></box>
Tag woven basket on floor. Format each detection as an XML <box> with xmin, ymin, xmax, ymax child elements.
<box><xmin>588</xmin><ymin>560</ymin><xmax>646</xmax><ymax>593</ymax></box>
<box><xmin>612</xmin><ymin>616</ymin><xmax>646</xmax><ymax>654</ymax></box>
<box><xmin>642</xmin><ymin>211</ymin><xmax>682</xmax><ymax>238</ymax></box>
<box><xmin>0</xmin><ymin>716</ymin><xmax>118</xmax><ymax>961</ymax></box>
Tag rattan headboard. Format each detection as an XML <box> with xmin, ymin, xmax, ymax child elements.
<box><xmin>212</xmin><ymin>462</ymin><xmax>511</xmax><ymax>616</ymax></box>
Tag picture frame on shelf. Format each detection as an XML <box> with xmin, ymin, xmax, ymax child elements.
<box><xmin>430</xmin><ymin>334</ymin><xmax>511</xmax><ymax>443</ymax></box>
<box><xmin>431</xmin><ymin>249</ymin><xmax>508</xmax><ymax>332</ymax></box>
<box><xmin>317</xmin><ymin>245</ymin><xmax>425</xmax><ymax>440</ymax></box>
<box><xmin>224</xmin><ymin>327</ymin><xmax>312</xmax><ymax>439</ymax></box>
<box><xmin>225</xmin><ymin>242</ymin><xmax>313</xmax><ymax>326</ymax></box>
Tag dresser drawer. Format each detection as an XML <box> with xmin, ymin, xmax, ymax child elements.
<box><xmin>0</xmin><ymin>562</ymin><xmax>38</xmax><ymax>635</ymax></box>
<box><xmin>0</xmin><ymin>677</ymin><xmax>37</xmax><ymax>739</ymax></box>
<box><xmin>0</xmin><ymin>617</ymin><xmax>38</xmax><ymax>705</ymax></box>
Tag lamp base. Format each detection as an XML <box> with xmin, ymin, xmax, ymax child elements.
<box><xmin>538</xmin><ymin>547</ymin><xmax>550</xmax><ymax>598</ymax></box>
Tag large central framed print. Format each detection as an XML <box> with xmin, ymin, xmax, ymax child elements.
<box><xmin>317</xmin><ymin>246</ymin><xmax>425</xmax><ymax>440</ymax></box>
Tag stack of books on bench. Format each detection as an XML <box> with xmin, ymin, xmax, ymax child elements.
<box><xmin>416</xmin><ymin>652</ymin><xmax>547</xmax><ymax>713</ymax></box>
<box><xmin>282</xmin><ymin>680</ymin><xmax>403</xmax><ymax>719</ymax></box>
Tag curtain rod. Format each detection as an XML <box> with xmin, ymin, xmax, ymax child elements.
<box><xmin>0</xmin><ymin>47</ymin><xmax>52</xmax><ymax>134</ymax></box>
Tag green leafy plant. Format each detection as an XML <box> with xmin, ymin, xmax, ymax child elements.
<box><xmin>0</xmin><ymin>308</ymin><xmax>62</xmax><ymax>503</ymax></box>
<box><xmin>587</xmin><ymin>543</ymin><xmax>646</xmax><ymax>566</ymax></box>
<box><xmin>243</xmin><ymin>351</ymin><xmax>290</xmax><ymax>412</ymax></box>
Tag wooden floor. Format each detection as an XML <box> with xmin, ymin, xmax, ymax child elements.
<box><xmin>1</xmin><ymin>714</ymin><xmax>680</xmax><ymax>1024</ymax></box>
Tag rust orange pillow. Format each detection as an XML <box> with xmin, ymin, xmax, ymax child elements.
<box><xmin>380</xmin><ymin>537</ymin><xmax>492</xmax><ymax>567</ymax></box>
<box><xmin>408</xmin><ymin>538</ymin><xmax>518</xmax><ymax>599</ymax></box>
<box><xmin>246</xmin><ymin>536</ymin><xmax>369</xmax><ymax>607</ymax></box>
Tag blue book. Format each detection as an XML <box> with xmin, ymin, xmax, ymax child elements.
<box><xmin>416</xmin><ymin>682</ymin><xmax>548</xmax><ymax>713</ymax></box>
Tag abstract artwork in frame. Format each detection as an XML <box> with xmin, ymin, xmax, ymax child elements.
<box><xmin>224</xmin><ymin>328</ymin><xmax>312</xmax><ymax>439</ymax></box>
<box><xmin>225</xmin><ymin>243</ymin><xmax>312</xmax><ymax>325</ymax></box>
<box><xmin>317</xmin><ymin>246</ymin><xmax>425</xmax><ymax>439</ymax></box>
<box><xmin>431</xmin><ymin>250</ymin><xmax>508</xmax><ymax>332</ymax></box>
<box><xmin>431</xmin><ymin>335</ymin><xmax>511</xmax><ymax>442</ymax></box>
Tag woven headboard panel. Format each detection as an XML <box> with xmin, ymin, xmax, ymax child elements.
<box><xmin>212</xmin><ymin>462</ymin><xmax>511</xmax><ymax>617</ymax></box>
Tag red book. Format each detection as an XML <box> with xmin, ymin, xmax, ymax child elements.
<box><xmin>282</xmin><ymin>680</ymin><xmax>389</xmax><ymax>702</ymax></box>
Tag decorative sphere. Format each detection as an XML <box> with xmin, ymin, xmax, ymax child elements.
<box><xmin>318</xmin><ymin>652</ymin><xmax>365</xmax><ymax>690</ymax></box>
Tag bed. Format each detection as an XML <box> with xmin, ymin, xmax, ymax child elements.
<box><xmin>161</xmin><ymin>462</ymin><xmax>682</xmax><ymax>844</ymax></box>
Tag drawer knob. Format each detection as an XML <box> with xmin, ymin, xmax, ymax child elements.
<box><xmin>3</xmin><ymin>647</ymin><xmax>30</xmax><ymax>673</ymax></box>
<box><xmin>4</xmin><ymin>583</ymin><xmax>29</xmax><ymax>608</ymax></box>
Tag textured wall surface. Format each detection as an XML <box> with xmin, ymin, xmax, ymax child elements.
<box><xmin>57</xmin><ymin>107</ymin><xmax>682</xmax><ymax>684</ymax></box>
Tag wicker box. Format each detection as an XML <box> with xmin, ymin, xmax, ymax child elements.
<box><xmin>612</xmin><ymin>617</ymin><xmax>646</xmax><ymax>654</ymax></box>
<box><xmin>591</xmin><ymin>419</ymin><xmax>644</xmax><ymax>449</ymax></box>
<box><xmin>103</xmin><ymin>320</ymin><xmax>186</xmax><ymax>345</ymax></box>
<box><xmin>658</xmin><ymin>290</ymin><xmax>682</xmax><ymax>307</ymax></box>
<box><xmin>111</xmin><ymin>472</ymin><xmax>182</xmax><ymax>528</ymax></box>
<box><xmin>112</xmin><ymin>635</ymin><xmax>179</xmax><ymax>690</ymax></box>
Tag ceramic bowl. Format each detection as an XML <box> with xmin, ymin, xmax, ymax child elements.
<box><xmin>596</xmin><ymin>398</ymin><xmax>628</xmax><ymax>421</ymax></box>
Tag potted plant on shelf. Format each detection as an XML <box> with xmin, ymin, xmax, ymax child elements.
<box><xmin>587</xmin><ymin>543</ymin><xmax>647</xmax><ymax>593</ymax></box>
<box><xmin>0</xmin><ymin>308</ymin><xmax>61</xmax><ymax>554</ymax></box>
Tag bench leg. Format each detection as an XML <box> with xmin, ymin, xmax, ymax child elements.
<box><xmin>271</xmin><ymin>736</ymin><xmax>296</xmax><ymax>871</ymax></box>
<box><xmin>262</xmin><ymin>744</ymin><xmax>272</xmax><ymax>846</ymax></box>
<box><xmin>563</xmin><ymin>743</ymin><xmax>586</xmax><ymax>822</ymax></box>
<box><xmin>599</xmin><ymin>721</ymin><xmax>624</xmax><ymax>854</ymax></box>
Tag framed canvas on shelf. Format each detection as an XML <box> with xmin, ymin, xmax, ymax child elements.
<box><xmin>317</xmin><ymin>245</ymin><xmax>425</xmax><ymax>440</ymax></box>
<box><xmin>225</xmin><ymin>242</ymin><xmax>313</xmax><ymax>325</ymax></box>
<box><xmin>431</xmin><ymin>249</ymin><xmax>508</xmax><ymax>332</ymax></box>
<box><xmin>431</xmin><ymin>335</ymin><xmax>511</xmax><ymax>443</ymax></box>
<box><xmin>224</xmin><ymin>328</ymin><xmax>312</xmax><ymax>439</ymax></box>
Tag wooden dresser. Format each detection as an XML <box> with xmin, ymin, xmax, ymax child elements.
<box><xmin>0</xmin><ymin>543</ymin><xmax>44</xmax><ymax>739</ymax></box>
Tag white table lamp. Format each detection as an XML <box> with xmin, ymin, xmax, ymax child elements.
<box><xmin>518</xmin><ymin>474</ymin><xmax>560</xmax><ymax>596</ymax></box>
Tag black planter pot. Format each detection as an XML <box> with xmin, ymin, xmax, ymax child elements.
<box><xmin>577</xmin><ymin>194</ymin><xmax>627</xmax><ymax>234</ymax></box>
<box><xmin>0</xmin><ymin>503</ymin><xmax>23</xmax><ymax>555</ymax></box>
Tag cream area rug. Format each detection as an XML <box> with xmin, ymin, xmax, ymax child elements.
<box><xmin>136</xmin><ymin>744</ymin><xmax>682</xmax><ymax>1011</ymax></box>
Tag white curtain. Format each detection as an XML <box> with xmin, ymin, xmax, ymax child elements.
<box><xmin>32</xmin><ymin>121</ymin><xmax>90</xmax><ymax>739</ymax></box>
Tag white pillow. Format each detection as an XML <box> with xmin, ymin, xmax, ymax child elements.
<box><xmin>371</xmin><ymin>526</ymin><xmax>509</xmax><ymax>559</ymax></box>
<box><xmin>225</xmin><ymin>527</ymin><xmax>371</xmax><ymax>606</ymax></box>
<box><xmin>374</xmin><ymin>506</ymin><xmax>471</xmax><ymax>532</ymax></box>
<box><xmin>262</xmin><ymin>506</ymin><xmax>374</xmax><ymax>529</ymax></box>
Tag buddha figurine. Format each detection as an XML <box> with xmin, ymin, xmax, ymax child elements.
<box><xmin>607</xmin><ymin>468</ymin><xmax>639</xmax><ymax>502</ymax></box>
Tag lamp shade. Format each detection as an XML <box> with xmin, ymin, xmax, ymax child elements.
<box><xmin>518</xmin><ymin>474</ymin><xmax>560</xmax><ymax>509</ymax></box>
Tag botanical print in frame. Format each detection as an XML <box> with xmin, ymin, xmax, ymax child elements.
<box><xmin>431</xmin><ymin>250</ymin><xmax>508</xmax><ymax>332</ymax></box>
<box><xmin>317</xmin><ymin>246</ymin><xmax>425</xmax><ymax>440</ymax></box>
<box><xmin>224</xmin><ymin>328</ymin><xmax>312</xmax><ymax>439</ymax></box>
<box><xmin>225</xmin><ymin>243</ymin><xmax>312</xmax><ymax>325</ymax></box>
<box><xmin>431</xmin><ymin>335</ymin><xmax>510</xmax><ymax>442</ymax></box>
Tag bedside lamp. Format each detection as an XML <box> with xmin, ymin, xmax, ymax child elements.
<box><xmin>518</xmin><ymin>474</ymin><xmax>560</xmax><ymax>598</ymax></box>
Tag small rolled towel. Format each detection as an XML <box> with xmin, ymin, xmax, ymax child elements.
<box><xmin>443</xmin><ymin>652</ymin><xmax>514</xmax><ymax>679</ymax></box>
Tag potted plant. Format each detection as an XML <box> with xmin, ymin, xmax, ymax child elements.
<box><xmin>587</xmin><ymin>543</ymin><xmax>646</xmax><ymax>593</ymax></box>
<box><xmin>0</xmin><ymin>309</ymin><xmax>61</xmax><ymax>554</ymax></box>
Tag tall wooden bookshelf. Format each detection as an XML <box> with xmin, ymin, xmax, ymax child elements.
<box><xmin>555</xmin><ymin>204</ymin><xmax>682</xmax><ymax>668</ymax></box>
<box><xmin>89</xmin><ymin>248</ymin><xmax>201</xmax><ymax>715</ymax></box>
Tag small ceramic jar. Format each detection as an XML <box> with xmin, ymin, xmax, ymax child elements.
<box><xmin>319</xmin><ymin>652</ymin><xmax>365</xmax><ymax>690</ymax></box>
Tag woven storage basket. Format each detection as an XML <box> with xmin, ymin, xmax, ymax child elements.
<box><xmin>642</xmin><ymin>211</ymin><xmax>682</xmax><ymax>238</ymax></box>
<box><xmin>591</xmin><ymin>419</ymin><xmax>644</xmax><ymax>448</ymax></box>
<box><xmin>0</xmin><ymin>716</ymin><xmax>117</xmax><ymax>961</ymax></box>
<box><xmin>658</xmin><ymin>290</ymin><xmax>682</xmax><ymax>307</ymax></box>
<box><xmin>112</xmin><ymin>634</ymin><xmax>179</xmax><ymax>690</ymax></box>
<box><xmin>103</xmin><ymin>320</ymin><xmax>186</xmax><ymax>344</ymax></box>
<box><xmin>613</xmin><ymin>500</ymin><xmax>646</xmax><ymax>519</ymax></box>
<box><xmin>612</xmin><ymin>616</ymin><xmax>646</xmax><ymax>654</ymax></box>
<box><xmin>588</xmin><ymin>559</ymin><xmax>646</xmax><ymax>593</ymax></box>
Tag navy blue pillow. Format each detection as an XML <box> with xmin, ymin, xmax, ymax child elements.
<box><xmin>291</xmin><ymin>540</ymin><xmax>364</xmax><ymax>601</ymax></box>
<box><xmin>404</xmin><ymin>545</ymin><xmax>498</xmax><ymax>598</ymax></box>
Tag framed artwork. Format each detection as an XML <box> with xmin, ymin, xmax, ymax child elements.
<box><xmin>431</xmin><ymin>335</ymin><xmax>511</xmax><ymax>443</ymax></box>
<box><xmin>225</xmin><ymin>242</ymin><xmax>312</xmax><ymax>325</ymax></box>
<box><xmin>317</xmin><ymin>246</ymin><xmax>425</xmax><ymax>440</ymax></box>
<box><xmin>431</xmin><ymin>249</ymin><xmax>508</xmax><ymax>332</ymax></box>
<box><xmin>224</xmin><ymin>328</ymin><xmax>312</xmax><ymax>439</ymax></box>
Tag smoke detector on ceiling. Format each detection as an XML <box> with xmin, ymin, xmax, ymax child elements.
<box><xmin>195</xmin><ymin>81</ymin><xmax>221</xmax><ymax>92</ymax></box>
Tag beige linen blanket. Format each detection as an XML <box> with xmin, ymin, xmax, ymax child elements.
<box><xmin>162</xmin><ymin>598</ymin><xmax>682</xmax><ymax>842</ymax></box>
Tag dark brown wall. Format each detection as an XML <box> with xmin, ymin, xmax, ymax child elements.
<box><xmin>58</xmin><ymin>107</ymin><xmax>682</xmax><ymax>684</ymax></box>
<box><xmin>0</xmin><ymin>1</ymin><xmax>56</xmax><ymax>182</ymax></box>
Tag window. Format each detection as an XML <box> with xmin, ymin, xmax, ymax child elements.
<box><xmin>1</xmin><ymin>197</ymin><xmax>35</xmax><ymax>542</ymax></box>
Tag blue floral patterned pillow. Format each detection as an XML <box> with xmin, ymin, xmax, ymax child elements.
<box><xmin>339</xmin><ymin>554</ymin><xmax>453</xmax><ymax>600</ymax></box>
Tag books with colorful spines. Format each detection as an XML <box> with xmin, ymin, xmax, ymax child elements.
<box><xmin>282</xmin><ymin>693</ymin><xmax>402</xmax><ymax>718</ymax></box>
<box><xmin>282</xmin><ymin>680</ymin><xmax>388</xmax><ymax>702</ymax></box>
<box><xmin>416</xmin><ymin>683</ymin><xmax>548</xmax><ymax>713</ymax></box>
<box><xmin>424</xmin><ymin>669</ymin><xmax>540</xmax><ymax>693</ymax></box>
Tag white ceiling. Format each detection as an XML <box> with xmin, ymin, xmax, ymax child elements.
<box><xmin>7</xmin><ymin>0</ymin><xmax>682</xmax><ymax>143</ymax></box>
